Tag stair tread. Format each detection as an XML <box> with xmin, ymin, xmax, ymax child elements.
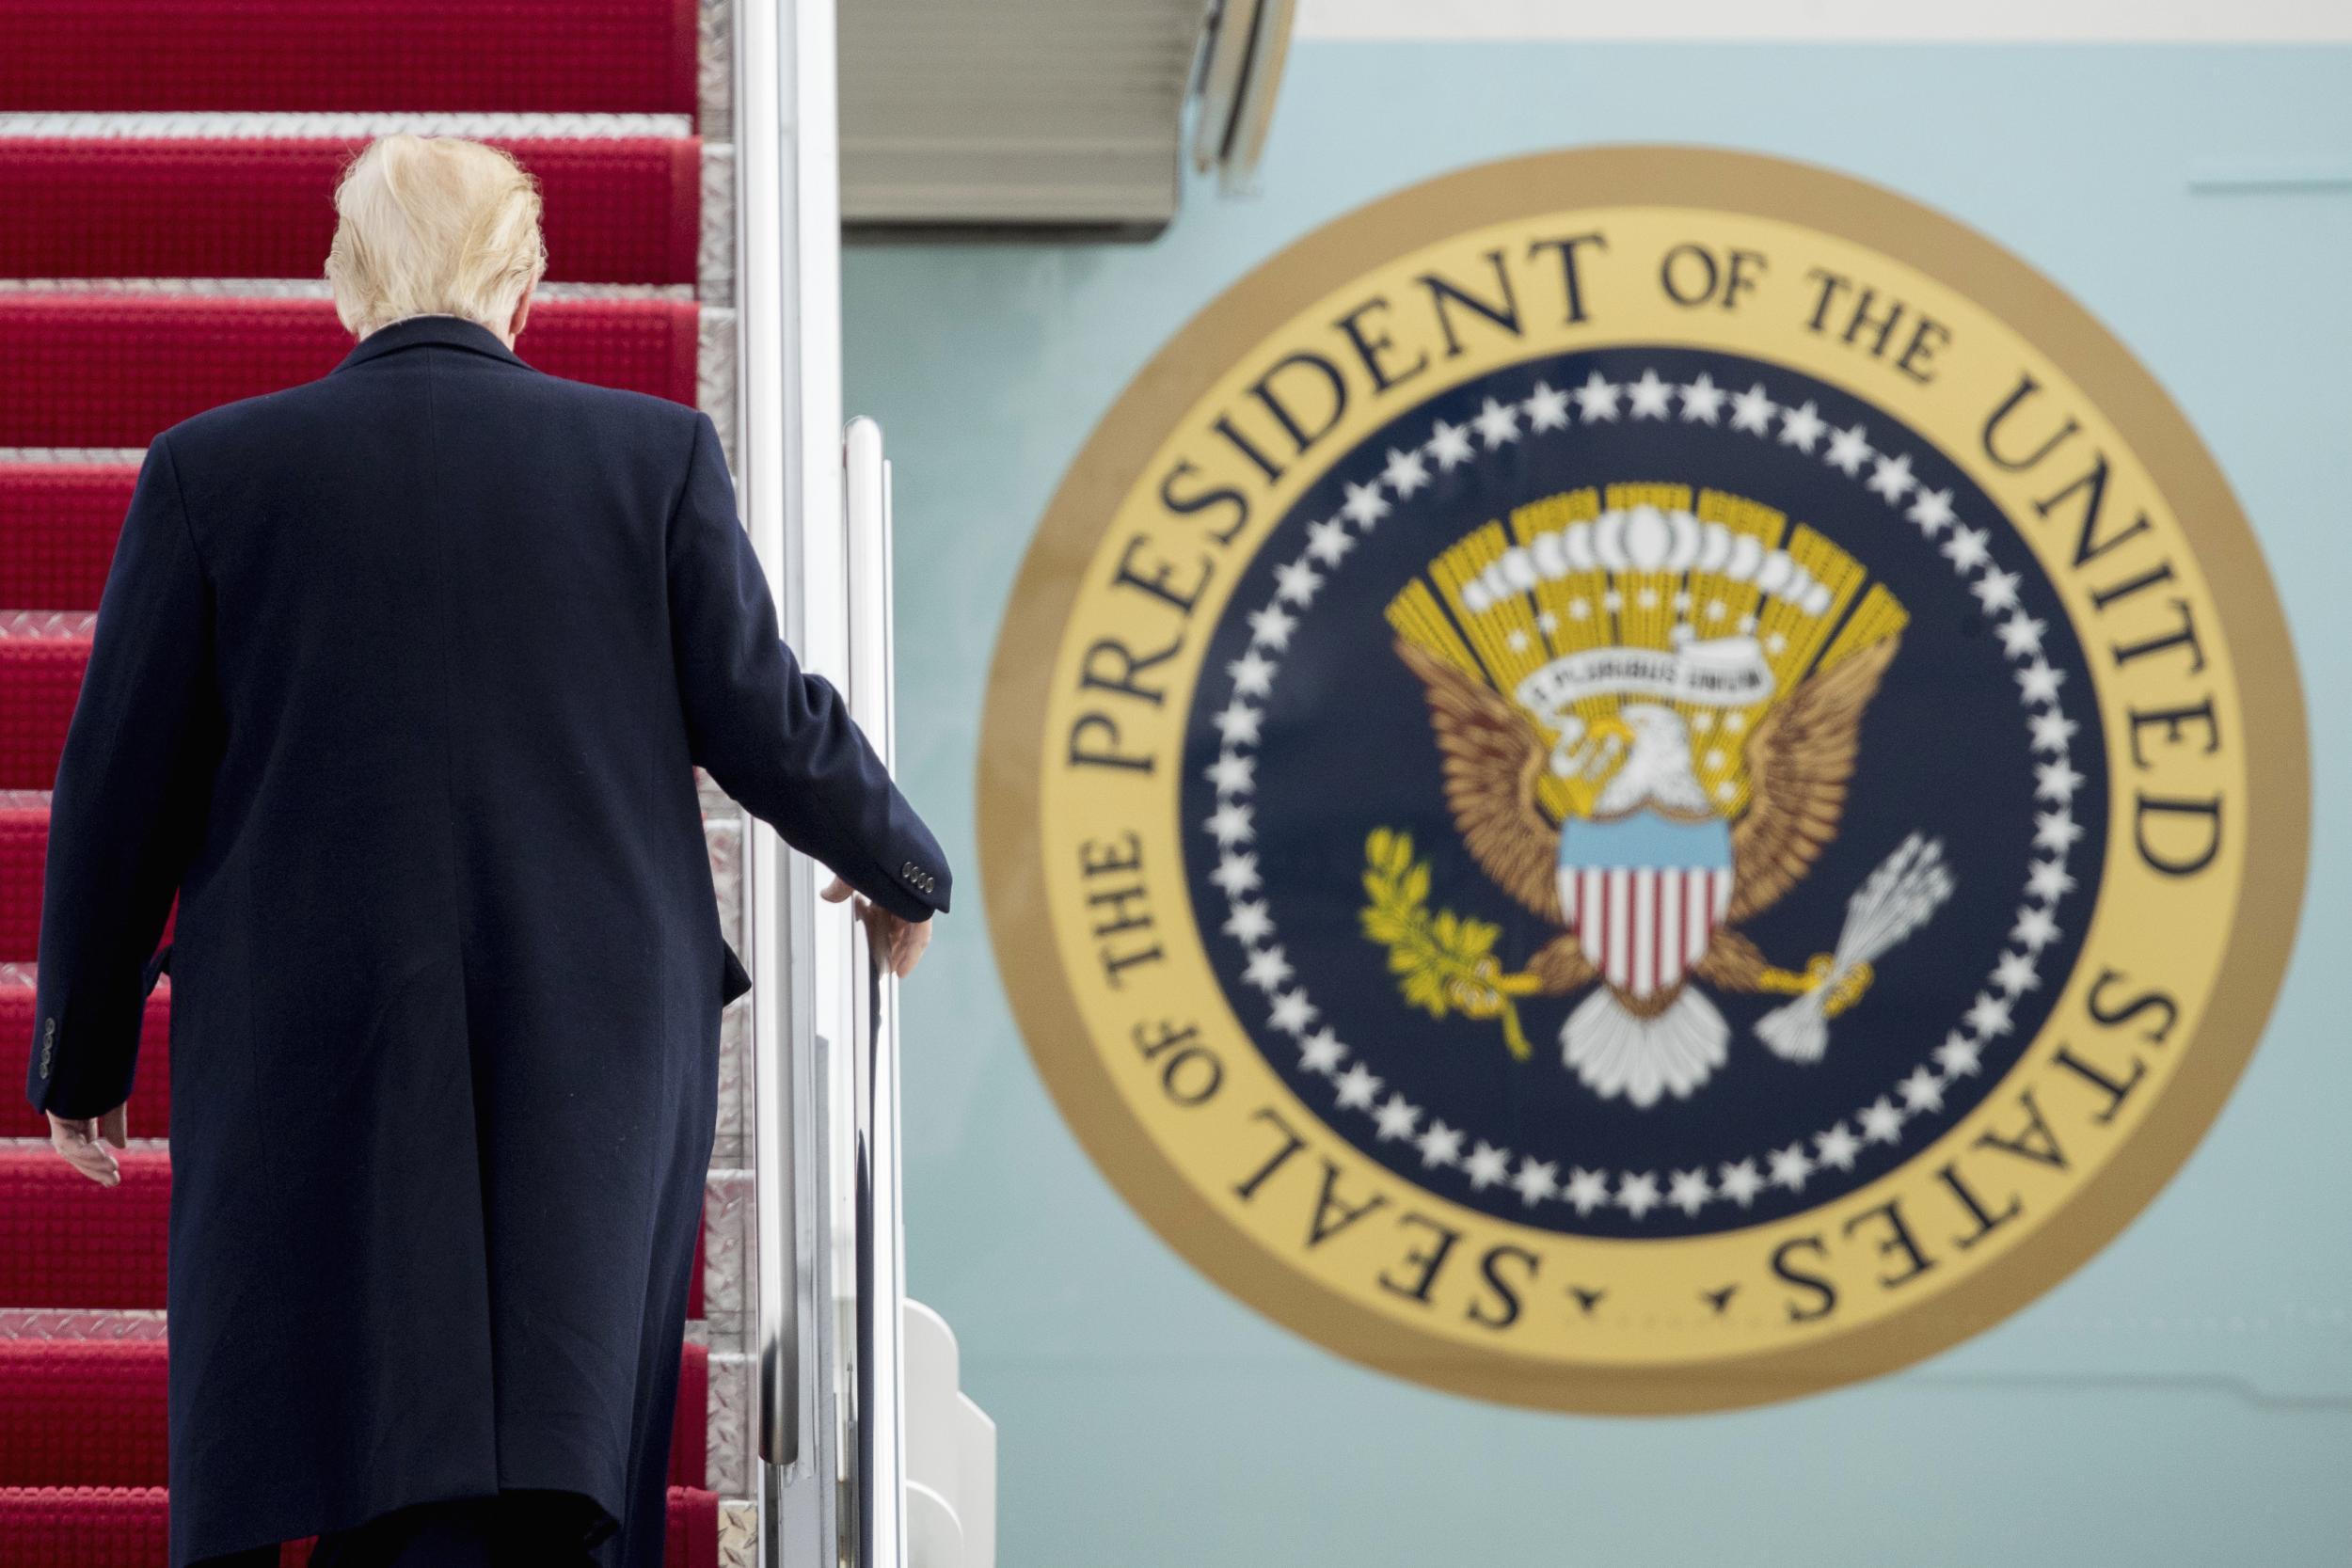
<box><xmin>0</xmin><ymin>1482</ymin><xmax>722</xmax><ymax>1566</ymax></box>
<box><xmin>0</xmin><ymin>137</ymin><xmax>703</xmax><ymax>287</ymax></box>
<box><xmin>0</xmin><ymin>1</ymin><xmax>701</xmax><ymax>119</ymax></box>
<box><xmin>0</xmin><ymin>799</ymin><xmax>163</xmax><ymax>970</ymax></box>
<box><xmin>0</xmin><ymin>295</ymin><xmax>702</xmax><ymax>450</ymax></box>
<box><xmin>0</xmin><ymin>1338</ymin><xmax>707</xmax><ymax>1490</ymax></box>
<box><xmin>0</xmin><ymin>638</ymin><xmax>87</xmax><ymax>797</ymax></box>
<box><xmin>0</xmin><ymin>467</ymin><xmax>133</xmax><ymax>612</ymax></box>
<box><xmin>0</xmin><ymin>1146</ymin><xmax>711</xmax><ymax>1322</ymax></box>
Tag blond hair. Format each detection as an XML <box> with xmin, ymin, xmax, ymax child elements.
<box><xmin>325</xmin><ymin>135</ymin><xmax>548</xmax><ymax>338</ymax></box>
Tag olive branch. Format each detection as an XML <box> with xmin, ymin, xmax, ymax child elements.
<box><xmin>1359</xmin><ymin>828</ymin><xmax>1538</xmax><ymax>1061</ymax></box>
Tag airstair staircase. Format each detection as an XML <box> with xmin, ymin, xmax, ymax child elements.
<box><xmin>0</xmin><ymin>3</ymin><xmax>993</xmax><ymax>1565</ymax></box>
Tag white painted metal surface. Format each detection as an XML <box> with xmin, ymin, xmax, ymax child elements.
<box><xmin>739</xmin><ymin>0</ymin><xmax>850</xmax><ymax>1562</ymax></box>
<box><xmin>842</xmin><ymin>419</ymin><xmax>909</xmax><ymax>1568</ymax></box>
<box><xmin>902</xmin><ymin>1301</ymin><xmax>996</xmax><ymax>1568</ymax></box>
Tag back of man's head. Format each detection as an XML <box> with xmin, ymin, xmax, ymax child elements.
<box><xmin>325</xmin><ymin>135</ymin><xmax>548</xmax><ymax>340</ymax></box>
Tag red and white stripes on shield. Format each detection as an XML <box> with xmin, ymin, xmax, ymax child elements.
<box><xmin>1560</xmin><ymin>866</ymin><xmax>1733</xmax><ymax>1000</ymax></box>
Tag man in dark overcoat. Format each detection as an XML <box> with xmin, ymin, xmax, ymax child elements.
<box><xmin>25</xmin><ymin>135</ymin><xmax>947</xmax><ymax>1566</ymax></box>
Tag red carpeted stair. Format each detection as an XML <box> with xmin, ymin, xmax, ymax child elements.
<box><xmin>1</xmin><ymin>629</ymin><xmax>89</xmax><ymax>793</ymax></box>
<box><xmin>0</xmin><ymin>1488</ymin><xmax>723</xmax><ymax>1568</ymax></box>
<box><xmin>0</xmin><ymin>2</ymin><xmax>699</xmax><ymax>116</ymax></box>
<box><xmin>0</xmin><ymin>2</ymin><xmax>736</xmax><ymax>1560</ymax></box>
<box><xmin>2</xmin><ymin>800</ymin><xmax>57</xmax><ymax>960</ymax></box>
<box><xmin>0</xmin><ymin>1338</ymin><xmax>707</xmax><ymax>1491</ymax></box>
<box><xmin>0</xmin><ymin>469</ymin><xmax>132</xmax><ymax>610</ymax></box>
<box><xmin>0</xmin><ymin>294</ymin><xmax>701</xmax><ymax>451</ymax></box>
<box><xmin>0</xmin><ymin>1142</ymin><xmax>707</xmax><ymax>1323</ymax></box>
<box><xmin>0</xmin><ymin>138</ymin><xmax>704</xmax><ymax>285</ymax></box>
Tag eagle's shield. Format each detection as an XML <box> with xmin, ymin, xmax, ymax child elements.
<box><xmin>1558</xmin><ymin>816</ymin><xmax>1735</xmax><ymax>1001</ymax></box>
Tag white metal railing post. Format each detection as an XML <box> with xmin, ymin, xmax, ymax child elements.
<box><xmin>744</xmin><ymin>0</ymin><xmax>852</xmax><ymax>1563</ymax></box>
<box><xmin>746</xmin><ymin>3</ymin><xmax>918</xmax><ymax>1561</ymax></box>
<box><xmin>842</xmin><ymin>418</ymin><xmax>909</xmax><ymax>1568</ymax></box>
<box><xmin>733</xmin><ymin>0</ymin><xmax>801</xmax><ymax>1476</ymax></box>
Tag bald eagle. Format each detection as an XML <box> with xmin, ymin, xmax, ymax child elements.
<box><xmin>1395</xmin><ymin>634</ymin><xmax>1908</xmax><ymax>1107</ymax></box>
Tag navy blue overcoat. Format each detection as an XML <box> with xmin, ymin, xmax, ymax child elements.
<box><xmin>24</xmin><ymin>312</ymin><xmax>950</xmax><ymax>1566</ymax></box>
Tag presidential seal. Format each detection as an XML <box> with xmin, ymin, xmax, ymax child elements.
<box><xmin>980</xmin><ymin>148</ymin><xmax>2308</xmax><ymax>1411</ymax></box>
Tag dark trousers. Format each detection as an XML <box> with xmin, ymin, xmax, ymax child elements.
<box><xmin>194</xmin><ymin>1489</ymin><xmax>612</xmax><ymax>1568</ymax></box>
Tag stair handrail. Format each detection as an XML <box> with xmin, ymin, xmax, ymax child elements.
<box><xmin>842</xmin><ymin>417</ymin><xmax>910</xmax><ymax>1568</ymax></box>
<box><xmin>741</xmin><ymin>2</ymin><xmax>906</xmax><ymax>1560</ymax></box>
<box><xmin>733</xmin><ymin>0</ymin><xmax>802</xmax><ymax>1479</ymax></box>
<box><xmin>739</xmin><ymin>0</ymin><xmax>850</xmax><ymax>1501</ymax></box>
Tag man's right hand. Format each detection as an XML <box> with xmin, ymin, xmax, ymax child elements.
<box><xmin>820</xmin><ymin>875</ymin><xmax>932</xmax><ymax>978</ymax></box>
<box><xmin>48</xmin><ymin>1105</ymin><xmax>128</xmax><ymax>1185</ymax></box>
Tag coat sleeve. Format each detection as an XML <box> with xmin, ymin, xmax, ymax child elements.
<box><xmin>28</xmin><ymin>431</ymin><xmax>221</xmax><ymax>1118</ymax></box>
<box><xmin>665</xmin><ymin>408</ymin><xmax>949</xmax><ymax>925</ymax></box>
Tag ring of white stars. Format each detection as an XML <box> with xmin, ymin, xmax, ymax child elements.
<box><xmin>1197</xmin><ymin>364</ymin><xmax>2090</xmax><ymax>1226</ymax></box>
